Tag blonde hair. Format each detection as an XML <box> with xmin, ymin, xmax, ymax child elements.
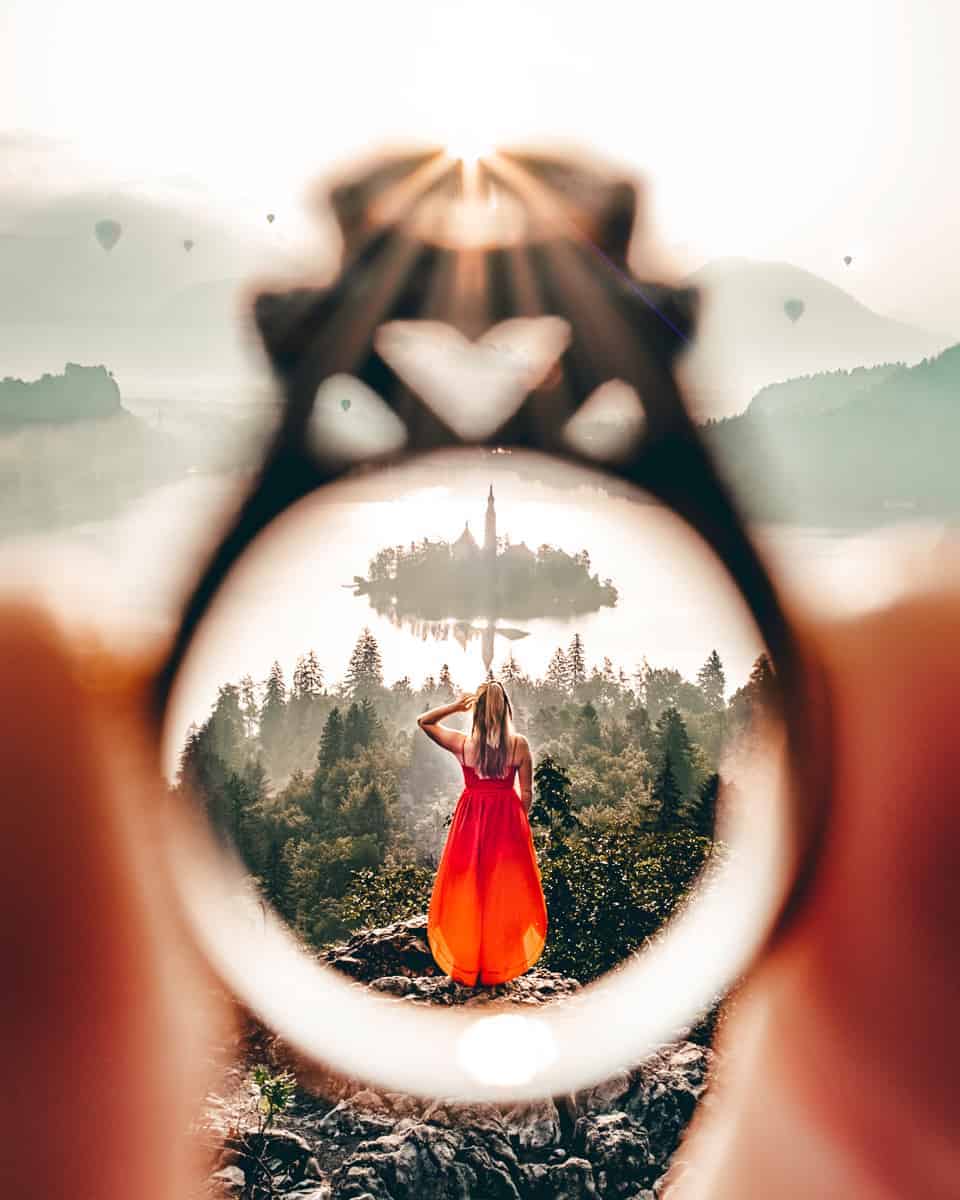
<box><xmin>468</xmin><ymin>680</ymin><xmax>515</xmax><ymax>778</ymax></box>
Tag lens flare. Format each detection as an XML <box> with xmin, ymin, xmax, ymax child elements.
<box><xmin>447</xmin><ymin>135</ymin><xmax>495</xmax><ymax>165</ymax></box>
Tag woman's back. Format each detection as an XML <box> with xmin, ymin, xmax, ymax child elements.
<box><xmin>460</xmin><ymin>732</ymin><xmax>522</xmax><ymax>781</ymax></box>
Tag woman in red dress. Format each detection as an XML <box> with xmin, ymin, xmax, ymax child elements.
<box><xmin>417</xmin><ymin>680</ymin><xmax>548</xmax><ymax>986</ymax></box>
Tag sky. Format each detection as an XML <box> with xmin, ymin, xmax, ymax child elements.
<box><xmin>2</xmin><ymin>0</ymin><xmax>959</xmax><ymax>334</ymax></box>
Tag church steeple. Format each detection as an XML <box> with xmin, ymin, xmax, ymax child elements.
<box><xmin>484</xmin><ymin>485</ymin><xmax>497</xmax><ymax>557</ymax></box>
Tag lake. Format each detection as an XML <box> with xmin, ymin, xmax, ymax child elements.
<box><xmin>2</xmin><ymin>453</ymin><xmax>949</xmax><ymax>778</ymax></box>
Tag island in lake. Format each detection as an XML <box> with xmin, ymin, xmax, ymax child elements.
<box><xmin>352</xmin><ymin>486</ymin><xmax>618</xmax><ymax>668</ymax></box>
<box><xmin>0</xmin><ymin>363</ymin><xmax>191</xmax><ymax>537</ymax></box>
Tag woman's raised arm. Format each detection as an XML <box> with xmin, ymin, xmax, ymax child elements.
<box><xmin>416</xmin><ymin>693</ymin><xmax>474</xmax><ymax>755</ymax></box>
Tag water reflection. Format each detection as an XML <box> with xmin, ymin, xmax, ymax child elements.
<box><xmin>369</xmin><ymin>610</ymin><xmax>530</xmax><ymax>672</ymax></box>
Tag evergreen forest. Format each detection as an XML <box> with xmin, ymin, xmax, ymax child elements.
<box><xmin>178</xmin><ymin>630</ymin><xmax>777</xmax><ymax>983</ymax></box>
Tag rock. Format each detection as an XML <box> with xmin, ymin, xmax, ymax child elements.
<box><xmin>208</xmin><ymin>920</ymin><xmax>716</xmax><ymax>1198</ymax></box>
<box><xmin>321</xmin><ymin>917</ymin><xmax>439</xmax><ymax>981</ymax></box>
<box><xmin>542</xmin><ymin>1156</ymin><xmax>598</xmax><ymax>1199</ymax></box>
<box><xmin>349</xmin><ymin>1088</ymin><xmax>387</xmax><ymax>1110</ymax></box>
<box><xmin>421</xmin><ymin>1099</ymin><xmax>508</xmax><ymax>1137</ymax></box>
<box><xmin>574</xmin><ymin>1111</ymin><xmax>656</xmax><ymax>1193</ymax></box>
<box><xmin>221</xmin><ymin>1126</ymin><xmax>321</xmax><ymax>1190</ymax></box>
<box><xmin>383</xmin><ymin>1092</ymin><xmax>427</xmax><ymax>1120</ymax></box>
<box><xmin>621</xmin><ymin>1044</ymin><xmax>711</xmax><ymax>1170</ymax></box>
<box><xmin>573</xmin><ymin>1068</ymin><xmax>634</xmax><ymax>1115</ymax></box>
<box><xmin>323</xmin><ymin>916</ymin><xmax>580</xmax><ymax>1006</ymax></box>
<box><xmin>209</xmin><ymin>1163</ymin><xmax>245</xmax><ymax>1194</ymax></box>
<box><xmin>330</xmin><ymin>1122</ymin><xmax>468</xmax><ymax>1198</ymax></box>
<box><xmin>316</xmin><ymin>1097</ymin><xmax>397</xmax><ymax>1141</ymax></box>
<box><xmin>499</xmin><ymin>1099</ymin><xmax>562</xmax><ymax>1150</ymax></box>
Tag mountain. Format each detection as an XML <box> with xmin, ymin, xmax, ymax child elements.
<box><xmin>704</xmin><ymin>341</ymin><xmax>960</xmax><ymax>523</ymax></box>
<box><xmin>679</xmin><ymin>257</ymin><xmax>952</xmax><ymax>418</ymax></box>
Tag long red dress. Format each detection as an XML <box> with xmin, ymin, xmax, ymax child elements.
<box><xmin>427</xmin><ymin>740</ymin><xmax>548</xmax><ymax>986</ymax></box>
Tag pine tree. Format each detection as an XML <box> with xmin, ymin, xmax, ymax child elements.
<box><xmin>690</xmin><ymin>772</ymin><xmax>719</xmax><ymax>839</ymax></box>
<box><xmin>438</xmin><ymin>663</ymin><xmax>455</xmax><ymax>698</ymax></box>
<box><xmin>653</xmin><ymin>706</ymin><xmax>695</xmax><ymax>799</ymax></box>
<box><xmin>696</xmin><ymin>650</ymin><xmax>726</xmax><ymax>711</ymax></box>
<box><xmin>345</xmin><ymin>628</ymin><xmax>384</xmax><ymax>697</ymax></box>
<box><xmin>260</xmin><ymin>661</ymin><xmax>287</xmax><ymax>757</ymax></box>
<box><xmin>342</xmin><ymin>703</ymin><xmax>363</xmax><ymax>754</ymax></box>
<box><xmin>545</xmin><ymin>647</ymin><xmax>570</xmax><ymax>694</ymax></box>
<box><xmin>653</xmin><ymin>749</ymin><xmax>683</xmax><ymax>832</ymax></box>
<box><xmin>293</xmin><ymin>650</ymin><xmax>324</xmax><ymax>699</ymax></box>
<box><xmin>319</xmin><ymin>707</ymin><xmax>343</xmax><ymax>768</ymax></box>
<box><xmin>239</xmin><ymin>674</ymin><xmax>259</xmax><ymax>739</ymax></box>
<box><xmin>359</xmin><ymin>697</ymin><xmax>382</xmax><ymax>744</ymax></box>
<box><xmin>532</xmin><ymin>755</ymin><xmax>579</xmax><ymax>838</ymax></box>
<box><xmin>575</xmin><ymin>701</ymin><xmax>602</xmax><ymax>747</ymax></box>
<box><xmin>391</xmin><ymin>676</ymin><xmax>413</xmax><ymax>697</ymax></box>
<box><xmin>567</xmin><ymin>633</ymin><xmax>587</xmax><ymax>690</ymax></box>
<box><xmin>292</xmin><ymin>654</ymin><xmax>309</xmax><ymax>699</ymax></box>
<box><xmin>344</xmin><ymin>778</ymin><xmax>391</xmax><ymax>844</ymax></box>
<box><xmin>635</xmin><ymin>660</ymin><xmax>683</xmax><ymax>723</ymax></box>
<box><xmin>730</xmin><ymin>653</ymin><xmax>778</xmax><ymax>725</ymax></box>
<box><xmin>501</xmin><ymin>654</ymin><xmax>521</xmax><ymax>684</ymax></box>
<box><xmin>209</xmin><ymin>683</ymin><xmax>245</xmax><ymax>769</ymax></box>
<box><xmin>223</xmin><ymin>758</ymin><xmax>267</xmax><ymax>860</ymax></box>
<box><xmin>626</xmin><ymin>703</ymin><xmax>652</xmax><ymax>750</ymax></box>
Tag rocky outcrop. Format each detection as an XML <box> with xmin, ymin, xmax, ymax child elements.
<box><xmin>204</xmin><ymin>916</ymin><xmax>716</xmax><ymax>1199</ymax></box>
<box><xmin>320</xmin><ymin>915</ymin><xmax>582</xmax><ymax>1009</ymax></box>
<box><xmin>0</xmin><ymin>363</ymin><xmax>123</xmax><ymax>425</ymax></box>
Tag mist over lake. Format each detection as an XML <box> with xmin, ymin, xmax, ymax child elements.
<box><xmin>6</xmin><ymin>448</ymin><xmax>944</xmax><ymax>777</ymax></box>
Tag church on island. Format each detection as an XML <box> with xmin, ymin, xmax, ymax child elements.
<box><xmin>452</xmin><ymin>486</ymin><xmax>536</xmax><ymax>566</ymax></box>
<box><xmin>354</xmin><ymin>484</ymin><xmax>617</xmax><ymax>628</ymax></box>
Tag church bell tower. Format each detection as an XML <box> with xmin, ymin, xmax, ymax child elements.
<box><xmin>484</xmin><ymin>485</ymin><xmax>497</xmax><ymax>558</ymax></box>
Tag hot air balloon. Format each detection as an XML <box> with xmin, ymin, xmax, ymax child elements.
<box><xmin>266</xmin><ymin>213</ymin><xmax>276</xmax><ymax>224</ymax></box>
<box><xmin>341</xmin><ymin>396</ymin><xmax>351</xmax><ymax>412</ymax></box>
<box><xmin>844</xmin><ymin>255</ymin><xmax>853</xmax><ymax>266</ymax></box>
<box><xmin>94</xmin><ymin>219</ymin><xmax>123</xmax><ymax>252</ymax></box>
<box><xmin>783</xmin><ymin>298</ymin><xmax>805</xmax><ymax>323</ymax></box>
<box><xmin>183</xmin><ymin>238</ymin><xmax>194</xmax><ymax>252</ymax></box>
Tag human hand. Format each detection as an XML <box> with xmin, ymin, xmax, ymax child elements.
<box><xmin>667</xmin><ymin>586</ymin><xmax>960</xmax><ymax>1199</ymax></box>
<box><xmin>456</xmin><ymin>691</ymin><xmax>478</xmax><ymax>713</ymax></box>
<box><xmin>3</xmin><ymin>583</ymin><xmax>959</xmax><ymax>1199</ymax></box>
<box><xmin>0</xmin><ymin>602</ymin><xmax>228</xmax><ymax>1200</ymax></box>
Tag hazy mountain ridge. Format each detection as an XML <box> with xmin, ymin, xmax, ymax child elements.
<box><xmin>681</xmin><ymin>256</ymin><xmax>951</xmax><ymax>417</ymax></box>
<box><xmin>704</xmin><ymin>340</ymin><xmax>960</xmax><ymax>522</ymax></box>
<box><xmin>746</xmin><ymin>360</ymin><xmax>907</xmax><ymax>419</ymax></box>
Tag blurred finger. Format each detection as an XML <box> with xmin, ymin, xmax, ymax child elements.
<box><xmin>676</xmin><ymin>589</ymin><xmax>960</xmax><ymax>1198</ymax></box>
<box><xmin>0</xmin><ymin>603</ymin><xmax>226</xmax><ymax>1200</ymax></box>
